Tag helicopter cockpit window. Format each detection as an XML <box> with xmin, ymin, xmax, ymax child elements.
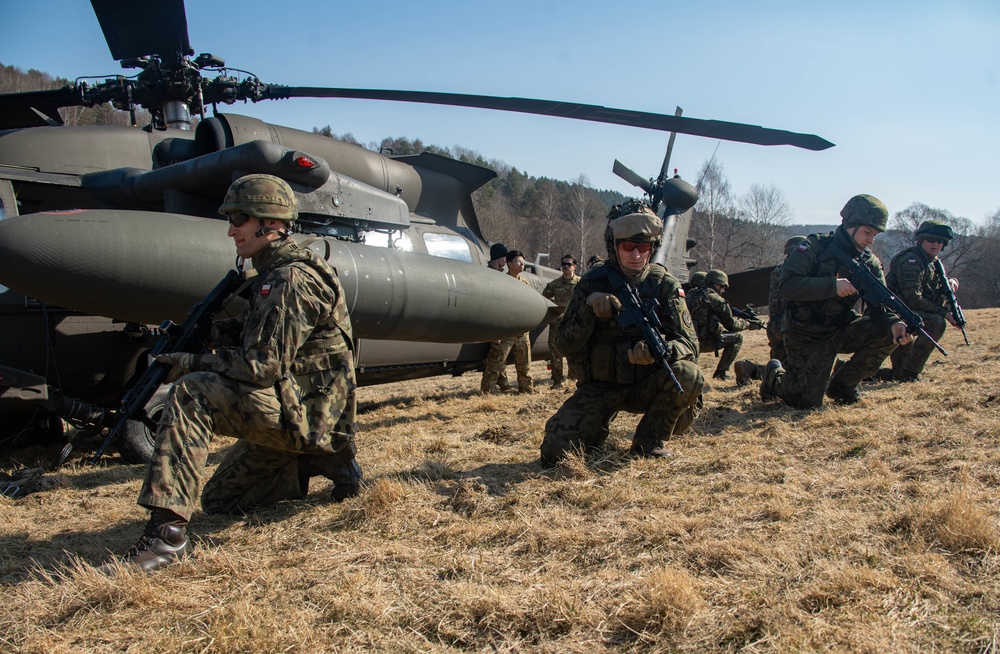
<box><xmin>0</xmin><ymin>180</ymin><xmax>15</xmax><ymax>221</ymax></box>
<box><xmin>423</xmin><ymin>233</ymin><xmax>473</xmax><ymax>263</ymax></box>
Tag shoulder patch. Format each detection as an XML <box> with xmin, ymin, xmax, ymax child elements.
<box><xmin>678</xmin><ymin>288</ymin><xmax>686</xmax><ymax>298</ymax></box>
<box><xmin>683</xmin><ymin>310</ymin><xmax>693</xmax><ymax>327</ymax></box>
<box><xmin>260</xmin><ymin>283</ymin><xmax>272</xmax><ymax>297</ymax></box>
<box><xmin>907</xmin><ymin>258</ymin><xmax>917</xmax><ymax>265</ymax></box>
<box><xmin>797</xmin><ymin>243</ymin><xmax>809</xmax><ymax>251</ymax></box>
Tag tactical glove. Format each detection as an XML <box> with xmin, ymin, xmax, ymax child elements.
<box><xmin>626</xmin><ymin>341</ymin><xmax>656</xmax><ymax>365</ymax></box>
<box><xmin>586</xmin><ymin>292</ymin><xmax>622</xmax><ymax>320</ymax></box>
<box><xmin>155</xmin><ymin>352</ymin><xmax>195</xmax><ymax>383</ymax></box>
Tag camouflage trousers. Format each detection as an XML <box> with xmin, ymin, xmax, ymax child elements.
<box><xmin>767</xmin><ymin>318</ymin><xmax>787</xmax><ymax>364</ymax></box>
<box><xmin>138</xmin><ymin>371</ymin><xmax>355</xmax><ymax>521</ymax></box>
<box><xmin>700</xmin><ymin>332</ymin><xmax>743</xmax><ymax>376</ymax></box>
<box><xmin>540</xmin><ymin>360</ymin><xmax>704</xmax><ymax>465</ymax></box>
<box><xmin>546</xmin><ymin>321</ymin><xmax>567</xmax><ymax>384</ymax></box>
<box><xmin>774</xmin><ymin>317</ymin><xmax>896</xmax><ymax>409</ymax></box>
<box><xmin>890</xmin><ymin>311</ymin><xmax>947</xmax><ymax>377</ymax></box>
<box><xmin>481</xmin><ymin>332</ymin><xmax>532</xmax><ymax>393</ymax></box>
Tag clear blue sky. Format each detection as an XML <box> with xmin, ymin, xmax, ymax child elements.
<box><xmin>2</xmin><ymin>0</ymin><xmax>997</xmax><ymax>226</ymax></box>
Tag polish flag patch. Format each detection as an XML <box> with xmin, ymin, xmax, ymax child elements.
<box><xmin>261</xmin><ymin>284</ymin><xmax>272</xmax><ymax>297</ymax></box>
<box><xmin>679</xmin><ymin>288</ymin><xmax>686</xmax><ymax>297</ymax></box>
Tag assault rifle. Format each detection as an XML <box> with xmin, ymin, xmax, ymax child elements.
<box><xmin>731</xmin><ymin>304</ymin><xmax>765</xmax><ymax>329</ymax></box>
<box><xmin>91</xmin><ymin>269</ymin><xmax>245</xmax><ymax>464</ymax></box>
<box><xmin>831</xmin><ymin>248</ymin><xmax>948</xmax><ymax>357</ymax></box>
<box><xmin>932</xmin><ymin>258</ymin><xmax>970</xmax><ymax>345</ymax></box>
<box><xmin>606</xmin><ymin>269</ymin><xmax>684</xmax><ymax>394</ymax></box>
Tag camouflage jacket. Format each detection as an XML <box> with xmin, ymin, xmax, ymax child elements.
<box><xmin>542</xmin><ymin>275</ymin><xmax>580</xmax><ymax>322</ymax></box>
<box><xmin>886</xmin><ymin>245</ymin><xmax>949</xmax><ymax>316</ymax></box>
<box><xmin>779</xmin><ymin>227</ymin><xmax>900</xmax><ymax>341</ymax></box>
<box><xmin>555</xmin><ymin>262</ymin><xmax>698</xmax><ymax>385</ymax></box>
<box><xmin>687</xmin><ymin>286</ymin><xmax>750</xmax><ymax>342</ymax></box>
<box><xmin>200</xmin><ymin>238</ymin><xmax>357</xmax><ymax>449</ymax></box>
<box><xmin>768</xmin><ymin>263</ymin><xmax>786</xmax><ymax>319</ymax></box>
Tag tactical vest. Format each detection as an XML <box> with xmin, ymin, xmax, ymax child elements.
<box><xmin>783</xmin><ymin>232</ymin><xmax>877</xmax><ymax>330</ymax></box>
<box><xmin>577</xmin><ymin>265</ymin><xmax>668</xmax><ymax>385</ymax></box>
<box><xmin>686</xmin><ymin>287</ymin><xmax>722</xmax><ymax>342</ymax></box>
<box><xmin>256</xmin><ymin>242</ymin><xmax>358</xmax><ymax>451</ymax></box>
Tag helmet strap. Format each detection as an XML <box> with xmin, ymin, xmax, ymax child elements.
<box><xmin>254</xmin><ymin>219</ymin><xmax>290</xmax><ymax>239</ymax></box>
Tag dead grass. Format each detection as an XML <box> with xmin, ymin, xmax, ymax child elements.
<box><xmin>3</xmin><ymin>309</ymin><xmax>1000</xmax><ymax>652</ymax></box>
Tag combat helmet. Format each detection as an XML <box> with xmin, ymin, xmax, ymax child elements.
<box><xmin>840</xmin><ymin>194</ymin><xmax>888</xmax><ymax>232</ymax></box>
<box><xmin>689</xmin><ymin>271</ymin><xmax>707</xmax><ymax>288</ymax></box>
<box><xmin>783</xmin><ymin>235</ymin><xmax>807</xmax><ymax>256</ymax></box>
<box><xmin>915</xmin><ymin>220</ymin><xmax>954</xmax><ymax>245</ymax></box>
<box><xmin>603</xmin><ymin>199</ymin><xmax>663</xmax><ymax>263</ymax></box>
<box><xmin>219</xmin><ymin>174</ymin><xmax>298</xmax><ymax>222</ymax></box>
<box><xmin>705</xmin><ymin>269</ymin><xmax>729</xmax><ymax>289</ymax></box>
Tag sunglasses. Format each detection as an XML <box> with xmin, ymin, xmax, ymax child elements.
<box><xmin>228</xmin><ymin>213</ymin><xmax>253</xmax><ymax>227</ymax></box>
<box><xmin>618</xmin><ymin>241</ymin><xmax>652</xmax><ymax>253</ymax></box>
<box><xmin>924</xmin><ymin>237</ymin><xmax>947</xmax><ymax>245</ymax></box>
<box><xmin>561</xmin><ymin>261</ymin><xmax>576</xmax><ymax>267</ymax></box>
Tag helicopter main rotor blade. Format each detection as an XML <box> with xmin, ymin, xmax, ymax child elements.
<box><xmin>262</xmin><ymin>86</ymin><xmax>834</xmax><ymax>151</ymax></box>
<box><xmin>612</xmin><ymin>160</ymin><xmax>653</xmax><ymax>195</ymax></box>
<box><xmin>660</xmin><ymin>106</ymin><xmax>683</xmax><ymax>181</ymax></box>
<box><xmin>91</xmin><ymin>0</ymin><xmax>190</xmax><ymax>60</ymax></box>
<box><xmin>0</xmin><ymin>87</ymin><xmax>84</xmax><ymax>128</ymax></box>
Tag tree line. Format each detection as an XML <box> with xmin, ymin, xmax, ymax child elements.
<box><xmin>5</xmin><ymin>63</ymin><xmax>998</xmax><ymax>308</ymax></box>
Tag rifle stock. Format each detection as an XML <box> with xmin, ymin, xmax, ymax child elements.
<box><xmin>831</xmin><ymin>248</ymin><xmax>948</xmax><ymax>357</ymax></box>
<box><xmin>91</xmin><ymin>269</ymin><xmax>244</xmax><ymax>464</ymax></box>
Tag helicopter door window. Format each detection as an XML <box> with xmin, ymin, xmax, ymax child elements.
<box><xmin>423</xmin><ymin>233</ymin><xmax>473</xmax><ymax>263</ymax></box>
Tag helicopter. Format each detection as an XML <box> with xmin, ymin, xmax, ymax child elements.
<box><xmin>0</xmin><ymin>0</ymin><xmax>833</xmax><ymax>464</ymax></box>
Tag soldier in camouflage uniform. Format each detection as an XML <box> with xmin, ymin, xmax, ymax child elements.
<box><xmin>687</xmin><ymin>270</ymin><xmax>707</xmax><ymax>291</ymax></box>
<box><xmin>686</xmin><ymin>269</ymin><xmax>763</xmax><ymax>380</ymax></box>
<box><xmin>759</xmin><ymin>195</ymin><xmax>914</xmax><ymax>409</ymax></box>
<box><xmin>481</xmin><ymin>250</ymin><xmax>534</xmax><ymax>394</ymax></box>
<box><xmin>110</xmin><ymin>175</ymin><xmax>360</xmax><ymax>573</ymax></box>
<box><xmin>540</xmin><ymin>203</ymin><xmax>704</xmax><ymax>466</ymax></box>
<box><xmin>881</xmin><ymin>220</ymin><xmax>959</xmax><ymax>381</ymax></box>
<box><xmin>734</xmin><ymin>236</ymin><xmax>806</xmax><ymax>387</ymax></box>
<box><xmin>485</xmin><ymin>242</ymin><xmax>510</xmax><ymax>391</ymax></box>
<box><xmin>542</xmin><ymin>255</ymin><xmax>580</xmax><ymax>389</ymax></box>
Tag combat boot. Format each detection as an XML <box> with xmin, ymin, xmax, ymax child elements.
<box><xmin>826</xmin><ymin>378</ymin><xmax>860</xmax><ymax>404</ymax></box>
<box><xmin>629</xmin><ymin>437</ymin><xmax>672</xmax><ymax>459</ymax></box>
<box><xmin>299</xmin><ymin>455</ymin><xmax>363</xmax><ymax>502</ymax></box>
<box><xmin>734</xmin><ymin>360</ymin><xmax>761</xmax><ymax>387</ymax></box>
<box><xmin>759</xmin><ymin>359</ymin><xmax>784</xmax><ymax>401</ymax></box>
<box><xmin>894</xmin><ymin>369</ymin><xmax>921</xmax><ymax>383</ymax></box>
<box><xmin>871</xmin><ymin>368</ymin><xmax>895</xmax><ymax>382</ymax></box>
<box><xmin>712</xmin><ymin>370</ymin><xmax>730</xmax><ymax>381</ymax></box>
<box><xmin>115</xmin><ymin>509</ymin><xmax>192</xmax><ymax>573</ymax></box>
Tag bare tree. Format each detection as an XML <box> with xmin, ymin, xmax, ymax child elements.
<box><xmin>964</xmin><ymin>208</ymin><xmax>1000</xmax><ymax>308</ymax></box>
<box><xmin>692</xmin><ymin>159</ymin><xmax>735</xmax><ymax>270</ymax></box>
<box><xmin>884</xmin><ymin>203</ymin><xmax>980</xmax><ymax>279</ymax></box>
<box><xmin>736</xmin><ymin>183</ymin><xmax>793</xmax><ymax>268</ymax></box>
<box><xmin>566</xmin><ymin>175</ymin><xmax>604</xmax><ymax>266</ymax></box>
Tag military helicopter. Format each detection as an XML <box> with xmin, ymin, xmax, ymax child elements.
<box><xmin>0</xmin><ymin>0</ymin><xmax>832</xmax><ymax>463</ymax></box>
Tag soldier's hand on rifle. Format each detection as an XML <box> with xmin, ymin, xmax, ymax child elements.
<box><xmin>749</xmin><ymin>319</ymin><xmax>765</xmax><ymax>331</ymax></box>
<box><xmin>155</xmin><ymin>353</ymin><xmax>195</xmax><ymax>383</ymax></box>
<box><xmin>946</xmin><ymin>311</ymin><xmax>959</xmax><ymax>328</ymax></box>
<box><xmin>627</xmin><ymin>341</ymin><xmax>656</xmax><ymax>365</ymax></box>
<box><xmin>891</xmin><ymin>321</ymin><xmax>914</xmax><ymax>346</ymax></box>
<box><xmin>586</xmin><ymin>292</ymin><xmax>622</xmax><ymax>320</ymax></box>
<box><xmin>836</xmin><ymin>278</ymin><xmax>858</xmax><ymax>297</ymax></box>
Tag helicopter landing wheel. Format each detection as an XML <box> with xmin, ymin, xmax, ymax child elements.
<box><xmin>117</xmin><ymin>385</ymin><xmax>170</xmax><ymax>465</ymax></box>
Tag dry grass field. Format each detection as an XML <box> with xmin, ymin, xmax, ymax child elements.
<box><xmin>3</xmin><ymin>309</ymin><xmax>1000</xmax><ymax>653</ymax></box>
